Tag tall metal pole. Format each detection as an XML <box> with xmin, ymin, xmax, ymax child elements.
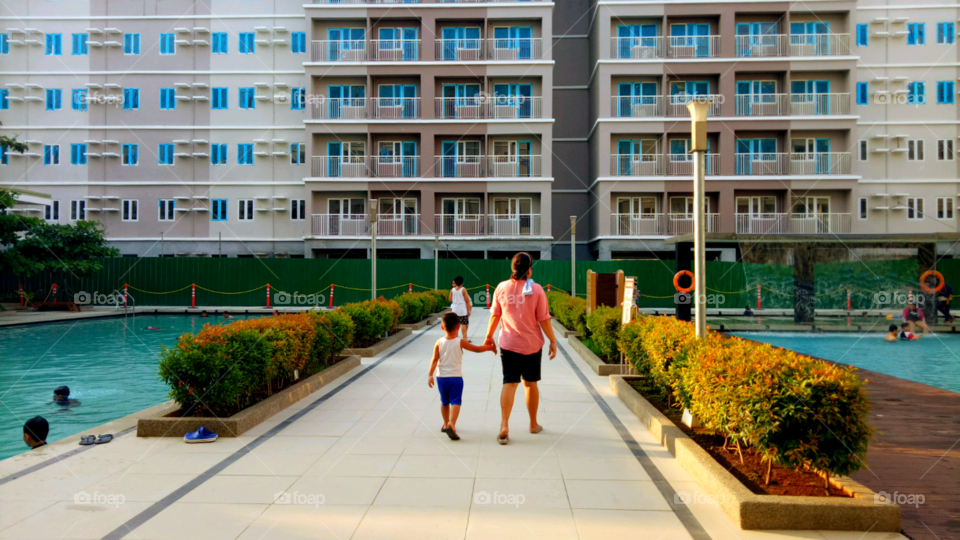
<box><xmin>370</xmin><ymin>199</ymin><xmax>377</xmax><ymax>300</ymax></box>
<box><xmin>687</xmin><ymin>101</ymin><xmax>709</xmax><ymax>339</ymax></box>
<box><xmin>570</xmin><ymin>216</ymin><xmax>577</xmax><ymax>297</ymax></box>
<box><xmin>218</xmin><ymin>232</ymin><xmax>222</xmax><ymax>257</ymax></box>
<box><xmin>434</xmin><ymin>235</ymin><xmax>439</xmax><ymax>290</ymax></box>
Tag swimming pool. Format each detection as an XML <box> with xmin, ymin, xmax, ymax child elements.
<box><xmin>733</xmin><ymin>332</ymin><xmax>960</xmax><ymax>394</ymax></box>
<box><xmin>0</xmin><ymin>314</ymin><xmax>262</xmax><ymax>461</ymax></box>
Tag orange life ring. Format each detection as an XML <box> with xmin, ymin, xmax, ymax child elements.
<box><xmin>920</xmin><ymin>270</ymin><xmax>945</xmax><ymax>293</ymax></box>
<box><xmin>674</xmin><ymin>270</ymin><xmax>695</xmax><ymax>293</ymax></box>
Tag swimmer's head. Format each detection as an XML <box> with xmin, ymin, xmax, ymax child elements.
<box><xmin>53</xmin><ymin>386</ymin><xmax>70</xmax><ymax>403</ymax></box>
<box><xmin>889</xmin><ymin>324</ymin><xmax>898</xmax><ymax>333</ymax></box>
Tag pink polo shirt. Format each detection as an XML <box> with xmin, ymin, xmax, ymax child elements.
<box><xmin>491</xmin><ymin>279</ymin><xmax>550</xmax><ymax>355</ymax></box>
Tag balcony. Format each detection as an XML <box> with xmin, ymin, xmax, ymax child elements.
<box><xmin>790</xmin><ymin>93</ymin><xmax>850</xmax><ymax>116</ymax></box>
<box><xmin>435</xmin><ymin>97</ymin><xmax>543</xmax><ymax>119</ymax></box>
<box><xmin>312</xmin><ymin>0</ymin><xmax>548</xmax><ymax>3</ymax></box>
<box><xmin>371</xmin><ymin>97</ymin><xmax>421</xmax><ymax>119</ymax></box>
<box><xmin>434</xmin><ymin>38</ymin><xmax>543</xmax><ymax>61</ymax></box>
<box><xmin>789</xmin><ymin>34</ymin><xmax>850</xmax><ymax>57</ymax></box>
<box><xmin>734</xmin><ymin>153</ymin><xmax>851</xmax><ymax>175</ymax></box>
<box><xmin>735</xmin><ymin>94</ymin><xmax>787</xmax><ymax>116</ymax></box>
<box><xmin>610</xmin><ymin>36</ymin><xmax>720</xmax><ymax>58</ymax></box>
<box><xmin>433</xmin><ymin>155</ymin><xmax>542</xmax><ymax>178</ymax></box>
<box><xmin>611</xmin><ymin>34</ymin><xmax>849</xmax><ymax>59</ymax></box>
<box><xmin>610</xmin><ymin>154</ymin><xmax>720</xmax><ymax>177</ymax></box>
<box><xmin>610</xmin><ymin>37</ymin><xmax>665</xmax><ymax>59</ymax></box>
<box><xmin>435</xmin><ymin>214</ymin><xmax>541</xmax><ymax>236</ymax></box>
<box><xmin>665</xmin><ymin>96</ymin><xmax>721</xmax><ymax>117</ymax></box>
<box><xmin>311</xmin><ymin>40</ymin><xmax>367</xmax><ymax>62</ymax></box>
<box><xmin>310</xmin><ymin>214</ymin><xmax>419</xmax><ymax>236</ymax></box>
<box><xmin>610</xmin><ymin>96</ymin><xmax>663</xmax><ymax>118</ymax></box>
<box><xmin>310</xmin><ymin>98</ymin><xmax>368</xmax><ymax>120</ymax></box>
<box><xmin>735</xmin><ymin>35</ymin><xmax>788</xmax><ymax>57</ymax></box>
<box><xmin>736</xmin><ymin>213</ymin><xmax>851</xmax><ymax>234</ymax></box>
<box><xmin>610</xmin><ymin>213</ymin><xmax>719</xmax><ymax>236</ymax></box>
<box><xmin>666</xmin><ymin>36</ymin><xmax>720</xmax><ymax>58</ymax></box>
<box><xmin>310</xmin><ymin>156</ymin><xmax>420</xmax><ymax>177</ymax></box>
<box><xmin>369</xmin><ymin>39</ymin><xmax>420</xmax><ymax>61</ymax></box>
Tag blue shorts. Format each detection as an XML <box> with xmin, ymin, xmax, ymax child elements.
<box><xmin>436</xmin><ymin>376</ymin><xmax>464</xmax><ymax>406</ymax></box>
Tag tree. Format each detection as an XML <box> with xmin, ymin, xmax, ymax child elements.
<box><xmin>0</xmin><ymin>189</ymin><xmax>119</xmax><ymax>276</ymax></box>
<box><xmin>0</xmin><ymin>121</ymin><xmax>29</xmax><ymax>153</ymax></box>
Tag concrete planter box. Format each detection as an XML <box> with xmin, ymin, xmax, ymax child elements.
<box><xmin>137</xmin><ymin>356</ymin><xmax>361</xmax><ymax>438</ymax></box>
<box><xmin>609</xmin><ymin>375</ymin><xmax>901</xmax><ymax>532</ymax></box>
<box><xmin>567</xmin><ymin>335</ymin><xmax>631</xmax><ymax>376</ymax></box>
<box><xmin>345</xmin><ymin>327</ymin><xmax>413</xmax><ymax>357</ymax></box>
<box><xmin>400</xmin><ymin>310</ymin><xmax>445</xmax><ymax>330</ymax></box>
<box><xmin>551</xmin><ymin>317</ymin><xmax>579</xmax><ymax>338</ymax></box>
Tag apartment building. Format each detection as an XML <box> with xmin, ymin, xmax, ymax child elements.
<box><xmin>582</xmin><ymin>0</ymin><xmax>960</xmax><ymax>260</ymax></box>
<box><xmin>0</xmin><ymin>0</ymin><xmax>555</xmax><ymax>259</ymax></box>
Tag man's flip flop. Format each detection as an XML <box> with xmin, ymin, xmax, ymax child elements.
<box><xmin>444</xmin><ymin>428</ymin><xmax>460</xmax><ymax>441</ymax></box>
<box><xmin>530</xmin><ymin>426</ymin><xmax>543</xmax><ymax>434</ymax></box>
<box><xmin>79</xmin><ymin>435</ymin><xmax>96</xmax><ymax>446</ymax></box>
<box><xmin>94</xmin><ymin>434</ymin><xmax>113</xmax><ymax>444</ymax></box>
<box><xmin>497</xmin><ymin>434</ymin><xmax>509</xmax><ymax>445</ymax></box>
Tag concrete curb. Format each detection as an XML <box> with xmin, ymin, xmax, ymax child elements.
<box><xmin>551</xmin><ymin>317</ymin><xmax>579</xmax><ymax>338</ymax></box>
<box><xmin>567</xmin><ymin>335</ymin><xmax>630</xmax><ymax>376</ymax></box>
<box><xmin>609</xmin><ymin>375</ymin><xmax>902</xmax><ymax>532</ymax></box>
<box><xmin>345</xmin><ymin>328</ymin><xmax>414</xmax><ymax>357</ymax></box>
<box><xmin>137</xmin><ymin>356</ymin><xmax>362</xmax><ymax>438</ymax></box>
<box><xmin>400</xmin><ymin>317</ymin><xmax>435</xmax><ymax>330</ymax></box>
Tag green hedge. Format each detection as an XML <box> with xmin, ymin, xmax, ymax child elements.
<box><xmin>585</xmin><ymin>306</ymin><xmax>621</xmax><ymax>360</ymax></box>
<box><xmin>546</xmin><ymin>291</ymin><xmax>588</xmax><ymax>337</ymax></box>
<box><xmin>395</xmin><ymin>290</ymin><xmax>448</xmax><ymax>324</ymax></box>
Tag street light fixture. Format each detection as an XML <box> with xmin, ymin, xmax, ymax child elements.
<box><xmin>687</xmin><ymin>100</ymin><xmax>709</xmax><ymax>339</ymax></box>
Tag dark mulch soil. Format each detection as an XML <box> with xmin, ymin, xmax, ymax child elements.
<box><xmin>628</xmin><ymin>379</ymin><xmax>851</xmax><ymax>498</ymax></box>
<box><xmin>580</xmin><ymin>337</ymin><xmax>618</xmax><ymax>364</ymax></box>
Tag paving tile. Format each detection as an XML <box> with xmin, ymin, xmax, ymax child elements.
<box><xmin>180</xmin><ymin>475</ymin><xmax>297</xmax><ymax>504</ymax></box>
<box><xmin>127</xmin><ymin>502</ymin><xmax>268</xmax><ymax>540</ymax></box>
<box><xmin>557</xmin><ymin>455</ymin><xmax>650</xmax><ymax>481</ymax></box>
<box><xmin>374</xmin><ymin>477</ymin><xmax>475</xmax><ymax>507</ymax></box>
<box><xmin>565</xmin><ymin>479</ymin><xmax>671</xmax><ymax>511</ymax></box>
<box><xmin>235</xmin><ymin>504</ymin><xmax>367</xmax><ymax>540</ymax></box>
<box><xmin>572</xmin><ymin>509</ymin><xmax>694</xmax><ymax>540</ymax></box>
<box><xmin>218</xmin><ymin>452</ymin><xmax>322</xmax><ymax>476</ymax></box>
<box><xmin>466</xmin><ymin>506</ymin><xmax>579</xmax><ymax>540</ymax></box>
<box><xmin>472</xmin><ymin>478</ymin><xmax>570</xmax><ymax>509</ymax></box>
<box><xmin>0</xmin><ymin>500</ymin><xmax>152</xmax><ymax>539</ymax></box>
<box><xmin>284</xmin><ymin>476</ymin><xmax>386</xmax><ymax>505</ymax></box>
<box><xmin>351</xmin><ymin>505</ymin><xmax>469</xmax><ymax>540</ymax></box>
<box><xmin>302</xmin><ymin>453</ymin><xmax>400</xmax><ymax>477</ymax></box>
<box><xmin>73</xmin><ymin>473</ymin><xmax>196</xmax><ymax>502</ymax></box>
<box><xmin>390</xmin><ymin>454</ymin><xmax>479</xmax><ymax>478</ymax></box>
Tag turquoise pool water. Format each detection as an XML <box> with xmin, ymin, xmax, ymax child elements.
<box><xmin>734</xmin><ymin>332</ymin><xmax>960</xmax><ymax>394</ymax></box>
<box><xmin>0</xmin><ymin>314</ymin><xmax>262</xmax><ymax>462</ymax></box>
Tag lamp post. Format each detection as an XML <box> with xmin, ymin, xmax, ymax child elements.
<box><xmin>687</xmin><ymin>100</ymin><xmax>709</xmax><ymax>339</ymax></box>
<box><xmin>434</xmin><ymin>235</ymin><xmax>439</xmax><ymax>290</ymax></box>
<box><xmin>370</xmin><ymin>199</ymin><xmax>377</xmax><ymax>300</ymax></box>
<box><xmin>570</xmin><ymin>216</ymin><xmax>577</xmax><ymax>298</ymax></box>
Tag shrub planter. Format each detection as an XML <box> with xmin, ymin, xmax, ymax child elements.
<box><xmin>551</xmin><ymin>317</ymin><xmax>579</xmax><ymax>338</ymax></box>
<box><xmin>138</xmin><ymin>356</ymin><xmax>361</xmax><ymax>438</ymax></box>
<box><xmin>609</xmin><ymin>375</ymin><xmax>901</xmax><ymax>532</ymax></box>
<box><xmin>400</xmin><ymin>318</ymin><xmax>432</xmax><ymax>330</ymax></box>
<box><xmin>345</xmin><ymin>327</ymin><xmax>412</xmax><ymax>357</ymax></box>
<box><xmin>567</xmin><ymin>335</ymin><xmax>630</xmax><ymax>376</ymax></box>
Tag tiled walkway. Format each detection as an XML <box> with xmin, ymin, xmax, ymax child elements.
<box><xmin>0</xmin><ymin>310</ymin><xmax>908</xmax><ymax>540</ymax></box>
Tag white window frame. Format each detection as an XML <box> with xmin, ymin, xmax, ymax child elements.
<box><xmin>858</xmin><ymin>197</ymin><xmax>868</xmax><ymax>220</ymax></box>
<box><xmin>907</xmin><ymin>139</ymin><xmax>924</xmax><ymax>161</ymax></box>
<box><xmin>617</xmin><ymin>196</ymin><xmax>659</xmax><ymax>218</ymax></box>
<box><xmin>290</xmin><ymin>199</ymin><xmax>306</xmax><ymax>220</ymax></box>
<box><xmin>45</xmin><ymin>200</ymin><xmax>60</xmax><ymax>222</ymax></box>
<box><xmin>858</xmin><ymin>140</ymin><xmax>868</xmax><ymax>161</ymax></box>
<box><xmin>70</xmin><ymin>199</ymin><xmax>86</xmax><ymax>221</ymax></box>
<box><xmin>122</xmin><ymin>199</ymin><xmax>139</xmax><ymax>222</ymax></box>
<box><xmin>907</xmin><ymin>197</ymin><xmax>924</xmax><ymax>220</ymax></box>
<box><xmin>937</xmin><ymin>139</ymin><xmax>954</xmax><ymax>161</ymax></box>
<box><xmin>238</xmin><ymin>198</ymin><xmax>255</xmax><ymax>221</ymax></box>
<box><xmin>936</xmin><ymin>197</ymin><xmax>954</xmax><ymax>220</ymax></box>
<box><xmin>158</xmin><ymin>199</ymin><xmax>175</xmax><ymax>222</ymax></box>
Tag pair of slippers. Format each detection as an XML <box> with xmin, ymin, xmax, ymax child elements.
<box><xmin>79</xmin><ymin>434</ymin><xmax>113</xmax><ymax>446</ymax></box>
<box><xmin>498</xmin><ymin>425</ymin><xmax>543</xmax><ymax>446</ymax></box>
<box><xmin>440</xmin><ymin>426</ymin><xmax>461</xmax><ymax>441</ymax></box>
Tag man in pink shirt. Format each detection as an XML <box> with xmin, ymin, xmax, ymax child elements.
<box><xmin>483</xmin><ymin>252</ymin><xmax>558</xmax><ymax>445</ymax></box>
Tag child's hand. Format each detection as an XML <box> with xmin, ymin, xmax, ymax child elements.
<box><xmin>428</xmin><ymin>375</ymin><xmax>435</xmax><ymax>388</ymax></box>
<box><xmin>488</xmin><ymin>342</ymin><xmax>497</xmax><ymax>355</ymax></box>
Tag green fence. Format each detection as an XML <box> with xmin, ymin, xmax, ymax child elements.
<box><xmin>2</xmin><ymin>257</ymin><xmax>956</xmax><ymax>310</ymax></box>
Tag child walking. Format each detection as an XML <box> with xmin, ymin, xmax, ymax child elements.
<box><xmin>428</xmin><ymin>312</ymin><xmax>496</xmax><ymax>440</ymax></box>
<box><xmin>450</xmin><ymin>276</ymin><xmax>472</xmax><ymax>340</ymax></box>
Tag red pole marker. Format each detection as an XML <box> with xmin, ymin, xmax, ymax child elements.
<box><xmin>908</xmin><ymin>286</ymin><xmax>914</xmax><ymax>304</ymax></box>
<box><xmin>123</xmin><ymin>284</ymin><xmax>128</xmax><ymax>309</ymax></box>
<box><xmin>266</xmin><ymin>284</ymin><xmax>271</xmax><ymax>308</ymax></box>
<box><xmin>51</xmin><ymin>283</ymin><xmax>58</xmax><ymax>300</ymax></box>
<box><xmin>846</xmin><ymin>289</ymin><xmax>851</xmax><ymax>311</ymax></box>
<box><xmin>756</xmin><ymin>283</ymin><xmax>761</xmax><ymax>310</ymax></box>
<box><xmin>547</xmin><ymin>284</ymin><xmax>551</xmax><ymax>292</ymax></box>
<box><xmin>191</xmin><ymin>284</ymin><xmax>196</xmax><ymax>308</ymax></box>
<box><xmin>409</xmin><ymin>283</ymin><xmax>412</xmax><ymax>293</ymax></box>
<box><xmin>19</xmin><ymin>284</ymin><xmax>24</xmax><ymax>307</ymax></box>
<box><xmin>485</xmin><ymin>284</ymin><xmax>490</xmax><ymax>309</ymax></box>
<box><xmin>329</xmin><ymin>284</ymin><xmax>334</xmax><ymax>308</ymax></box>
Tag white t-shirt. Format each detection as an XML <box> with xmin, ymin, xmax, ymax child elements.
<box><xmin>450</xmin><ymin>286</ymin><xmax>468</xmax><ymax>317</ymax></box>
<box><xmin>436</xmin><ymin>336</ymin><xmax>463</xmax><ymax>377</ymax></box>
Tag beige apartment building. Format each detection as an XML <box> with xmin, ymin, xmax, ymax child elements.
<box><xmin>0</xmin><ymin>0</ymin><xmax>958</xmax><ymax>260</ymax></box>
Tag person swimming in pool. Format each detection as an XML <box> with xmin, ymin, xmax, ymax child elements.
<box><xmin>885</xmin><ymin>324</ymin><xmax>898</xmax><ymax>341</ymax></box>
<box><xmin>898</xmin><ymin>322</ymin><xmax>921</xmax><ymax>341</ymax></box>
<box><xmin>48</xmin><ymin>386</ymin><xmax>81</xmax><ymax>411</ymax></box>
<box><xmin>144</xmin><ymin>326</ymin><xmax>163</xmax><ymax>331</ymax></box>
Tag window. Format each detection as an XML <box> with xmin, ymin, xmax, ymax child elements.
<box><xmin>158</xmin><ymin>143</ymin><xmax>175</xmax><ymax>165</ymax></box>
<box><xmin>43</xmin><ymin>145</ymin><xmax>59</xmax><ymax>165</ymax></box>
<box><xmin>72</xmin><ymin>33</ymin><xmax>88</xmax><ymax>55</ymax></box>
<box><xmin>212</xmin><ymin>87</ymin><xmax>228</xmax><ymax>109</ymax></box>
<box><xmin>907</xmin><ymin>81</ymin><xmax>926</xmax><ymax>105</ymax></box>
<box><xmin>237</xmin><ymin>144</ymin><xmax>254</xmax><ymax>165</ymax></box>
<box><xmin>937</xmin><ymin>197</ymin><xmax>955</xmax><ymax>219</ymax></box>
<box><xmin>0</xmin><ymin>34</ymin><xmax>8</xmax><ymax>54</ymax></box>
<box><xmin>859</xmin><ymin>140</ymin><xmax>868</xmax><ymax>161</ymax></box>
<box><xmin>122</xmin><ymin>143</ymin><xmax>139</xmax><ymax>165</ymax></box>
<box><xmin>291</xmin><ymin>32</ymin><xmax>306</xmax><ymax>53</ymax></box>
<box><xmin>159</xmin><ymin>199</ymin><xmax>175</xmax><ymax>221</ymax></box>
<box><xmin>0</xmin><ymin>89</ymin><xmax>8</xmax><ymax>110</ymax></box>
<box><xmin>291</xmin><ymin>199</ymin><xmax>306</xmax><ymax>220</ymax></box>
<box><xmin>0</xmin><ymin>146</ymin><xmax>7</xmax><ymax>166</ymax></box>
<box><xmin>907</xmin><ymin>197</ymin><xmax>924</xmax><ymax>220</ymax></box>
<box><xmin>290</xmin><ymin>143</ymin><xmax>305</xmax><ymax>164</ymax></box>
<box><xmin>211</xmin><ymin>199</ymin><xmax>228</xmax><ymax>221</ymax></box>
<box><xmin>856</xmin><ymin>24</ymin><xmax>868</xmax><ymax>46</ymax></box>
<box><xmin>46</xmin><ymin>89</ymin><xmax>62</xmax><ymax>110</ymax></box>
<box><xmin>239</xmin><ymin>32</ymin><xmax>255</xmax><ymax>54</ymax></box>
<box><xmin>938</xmin><ymin>22</ymin><xmax>956</xmax><ymax>44</ymax></box>
<box><xmin>123</xmin><ymin>33</ymin><xmax>141</xmax><ymax>55</ymax></box>
<box><xmin>45</xmin><ymin>200</ymin><xmax>60</xmax><ymax>222</ymax></box>
<box><xmin>122</xmin><ymin>88</ymin><xmax>139</xmax><ymax>110</ymax></box>
<box><xmin>239</xmin><ymin>87</ymin><xmax>255</xmax><ymax>109</ymax></box>
<box><xmin>160</xmin><ymin>88</ymin><xmax>177</xmax><ymax>110</ymax></box>
<box><xmin>212</xmin><ymin>32</ymin><xmax>228</xmax><ymax>54</ymax></box>
<box><xmin>45</xmin><ymin>33</ymin><xmax>62</xmax><ymax>55</ymax></box>
<box><xmin>291</xmin><ymin>87</ymin><xmax>305</xmax><ymax>110</ymax></box>
<box><xmin>856</xmin><ymin>82</ymin><xmax>868</xmax><ymax>105</ymax></box>
<box><xmin>122</xmin><ymin>199</ymin><xmax>139</xmax><ymax>222</ymax></box>
<box><xmin>907</xmin><ymin>139</ymin><xmax>924</xmax><ymax>161</ymax></box>
<box><xmin>70</xmin><ymin>143</ymin><xmax>87</xmax><ymax>165</ymax></box>
<box><xmin>72</xmin><ymin>89</ymin><xmax>87</xmax><ymax>111</ymax></box>
<box><xmin>938</xmin><ymin>139</ymin><xmax>954</xmax><ymax>160</ymax></box>
<box><xmin>238</xmin><ymin>199</ymin><xmax>254</xmax><ymax>221</ymax></box>
<box><xmin>937</xmin><ymin>81</ymin><xmax>955</xmax><ymax>104</ymax></box>
<box><xmin>210</xmin><ymin>144</ymin><xmax>228</xmax><ymax>165</ymax></box>
<box><xmin>159</xmin><ymin>33</ymin><xmax>175</xmax><ymax>55</ymax></box>
<box><xmin>70</xmin><ymin>200</ymin><xmax>86</xmax><ymax>221</ymax></box>
<box><xmin>907</xmin><ymin>23</ymin><xmax>926</xmax><ymax>45</ymax></box>
<box><xmin>859</xmin><ymin>198</ymin><xmax>868</xmax><ymax>220</ymax></box>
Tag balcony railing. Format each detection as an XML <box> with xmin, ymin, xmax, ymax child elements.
<box><xmin>735</xmin><ymin>153</ymin><xmax>851</xmax><ymax>175</ymax></box>
<box><xmin>735</xmin><ymin>94</ymin><xmax>787</xmax><ymax>116</ymax></box>
<box><xmin>610</xmin><ymin>213</ymin><xmax>667</xmax><ymax>235</ymax></box>
<box><xmin>434</xmin><ymin>214</ymin><xmax>541</xmax><ymax>236</ymax></box>
<box><xmin>371</xmin><ymin>97</ymin><xmax>421</xmax><ymax>119</ymax></box>
<box><xmin>375</xmin><ymin>214</ymin><xmax>421</xmax><ymax>236</ymax></box>
<box><xmin>310</xmin><ymin>156</ymin><xmax>420</xmax><ymax>177</ymax></box>
<box><xmin>736</xmin><ymin>213</ymin><xmax>851</xmax><ymax>234</ymax></box>
<box><xmin>310</xmin><ymin>213</ymin><xmax>542</xmax><ymax>237</ymax></box>
<box><xmin>311</xmin><ymin>40</ymin><xmax>367</xmax><ymax>62</ymax></box>
<box><xmin>610</xmin><ymin>154</ymin><xmax>720</xmax><ymax>176</ymax></box>
<box><xmin>372</xmin><ymin>156</ymin><xmax>419</xmax><ymax>177</ymax></box>
<box><xmin>611</xmin><ymin>96</ymin><xmax>663</xmax><ymax>118</ymax></box>
<box><xmin>433</xmin><ymin>155</ymin><xmax>542</xmax><ymax>178</ymax></box>
<box><xmin>310</xmin><ymin>98</ymin><xmax>367</xmax><ymax>120</ymax></box>
<box><xmin>667</xmin><ymin>36</ymin><xmax>720</xmax><ymax>58</ymax></box>
<box><xmin>369</xmin><ymin>39</ymin><xmax>420</xmax><ymax>61</ymax></box>
<box><xmin>735</xmin><ymin>35</ymin><xmax>788</xmax><ymax>57</ymax></box>
<box><xmin>434</xmin><ymin>38</ymin><xmax>543</xmax><ymax>61</ymax></box>
<box><xmin>435</xmin><ymin>97</ymin><xmax>484</xmax><ymax>119</ymax></box>
<box><xmin>314</xmin><ymin>0</ymin><xmax>548</xmax><ymax>3</ymax></box>
<box><xmin>790</xmin><ymin>93</ymin><xmax>850</xmax><ymax>116</ymax></box>
<box><xmin>311</xmin><ymin>214</ymin><xmax>369</xmax><ymax>236</ymax></box>
<box><xmin>435</xmin><ymin>97</ymin><xmax>543</xmax><ymax>119</ymax></box>
<box><xmin>668</xmin><ymin>214</ymin><xmax>719</xmax><ymax>235</ymax></box>
<box><xmin>666</xmin><ymin>95</ymin><xmax>721</xmax><ymax>117</ymax></box>
<box><xmin>789</xmin><ymin>34</ymin><xmax>850</xmax><ymax>56</ymax></box>
<box><xmin>611</xmin><ymin>37</ymin><xmax>665</xmax><ymax>59</ymax></box>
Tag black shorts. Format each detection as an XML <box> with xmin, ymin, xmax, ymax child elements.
<box><xmin>458</xmin><ymin>315</ymin><xmax>470</xmax><ymax>326</ymax></box>
<box><xmin>501</xmin><ymin>348</ymin><xmax>542</xmax><ymax>384</ymax></box>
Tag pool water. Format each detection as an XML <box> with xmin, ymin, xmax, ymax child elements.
<box><xmin>734</xmin><ymin>332</ymin><xmax>960</xmax><ymax>394</ymax></box>
<box><xmin>0</xmin><ymin>314</ymin><xmax>262</xmax><ymax>462</ymax></box>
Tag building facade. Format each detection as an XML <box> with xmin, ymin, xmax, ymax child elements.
<box><xmin>0</xmin><ymin>0</ymin><xmax>958</xmax><ymax>260</ymax></box>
